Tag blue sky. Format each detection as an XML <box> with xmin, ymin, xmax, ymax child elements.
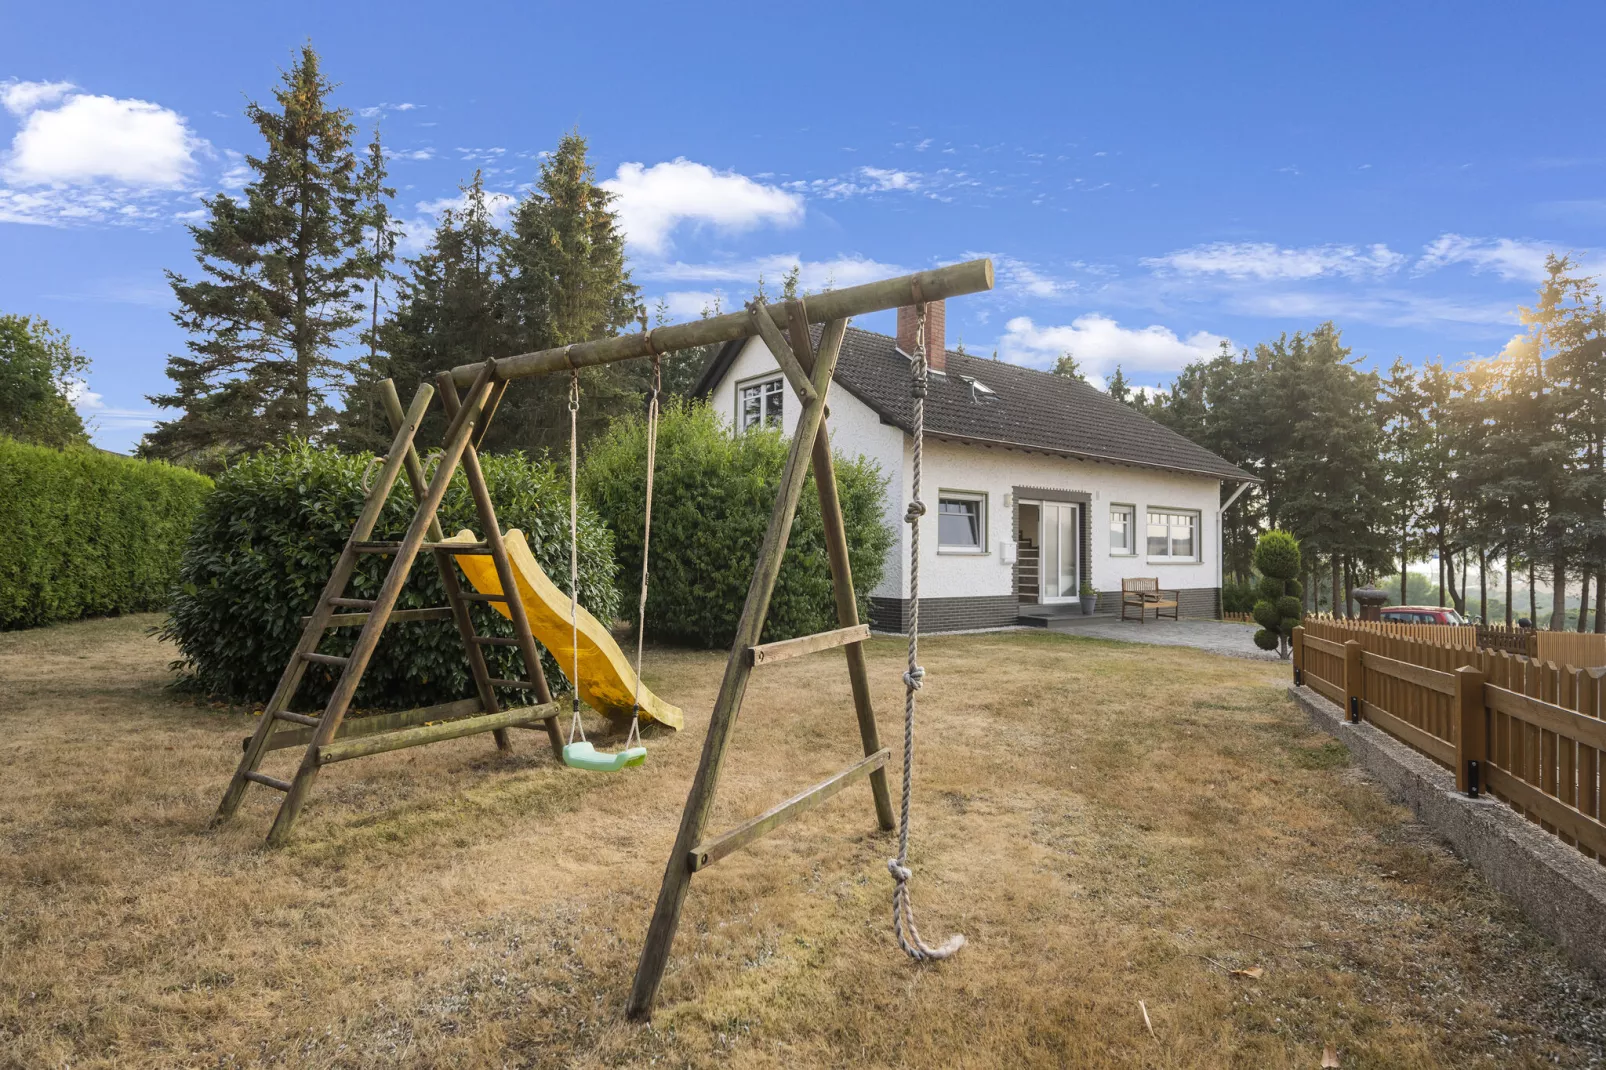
<box><xmin>5</xmin><ymin>1</ymin><xmax>1605</xmax><ymax>452</ymax></box>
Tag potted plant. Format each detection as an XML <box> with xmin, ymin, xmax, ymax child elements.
<box><xmin>1079</xmin><ymin>581</ymin><xmax>1098</xmax><ymax>616</ymax></box>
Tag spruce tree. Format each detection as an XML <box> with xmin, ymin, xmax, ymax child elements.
<box><xmin>338</xmin><ymin>170</ymin><xmax>506</xmax><ymax>451</ymax></box>
<box><xmin>145</xmin><ymin>44</ymin><xmax>366</xmax><ymax>469</ymax></box>
<box><xmin>491</xmin><ymin>131</ymin><xmax>640</xmax><ymax>455</ymax></box>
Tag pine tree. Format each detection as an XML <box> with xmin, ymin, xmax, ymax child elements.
<box><xmin>1051</xmin><ymin>351</ymin><xmax>1086</xmax><ymax>381</ymax></box>
<box><xmin>145</xmin><ymin>44</ymin><xmax>366</xmax><ymax>469</ymax></box>
<box><xmin>1378</xmin><ymin>358</ymin><xmax>1428</xmax><ymax>604</ymax></box>
<box><xmin>331</xmin><ymin>128</ymin><xmax>402</xmax><ymax>453</ymax></box>
<box><xmin>337</xmin><ymin>170</ymin><xmax>506</xmax><ymax>451</ymax></box>
<box><xmin>1106</xmin><ymin>364</ymin><xmax>1132</xmax><ymax>404</ymax></box>
<box><xmin>491</xmin><ymin>131</ymin><xmax>640</xmax><ymax>455</ymax></box>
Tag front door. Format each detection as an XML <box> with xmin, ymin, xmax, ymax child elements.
<box><xmin>1038</xmin><ymin>501</ymin><xmax>1080</xmax><ymax>603</ymax></box>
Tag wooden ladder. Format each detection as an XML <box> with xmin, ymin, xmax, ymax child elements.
<box><xmin>627</xmin><ymin>302</ymin><xmax>896</xmax><ymax>1019</ymax></box>
<box><xmin>212</xmin><ymin>365</ymin><xmax>563</xmax><ymax>846</ymax></box>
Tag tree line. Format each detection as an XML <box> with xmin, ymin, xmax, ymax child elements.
<box><xmin>137</xmin><ymin>44</ymin><xmax>712</xmax><ymax>471</ymax></box>
<box><xmin>1110</xmin><ymin>256</ymin><xmax>1605</xmax><ymax>632</ymax></box>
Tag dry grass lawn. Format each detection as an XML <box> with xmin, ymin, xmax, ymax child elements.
<box><xmin>2</xmin><ymin>614</ymin><xmax>1603</xmax><ymax>1068</ymax></box>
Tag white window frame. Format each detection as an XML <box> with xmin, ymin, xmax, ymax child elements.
<box><xmin>1146</xmin><ymin>508</ymin><xmax>1200</xmax><ymax>563</ymax></box>
<box><xmin>1109</xmin><ymin>503</ymin><xmax>1136</xmax><ymax>556</ymax></box>
<box><xmin>736</xmin><ymin>374</ymin><xmax>785</xmax><ymax>431</ymax></box>
<box><xmin>936</xmin><ymin>490</ymin><xmax>988</xmax><ymax>554</ymax></box>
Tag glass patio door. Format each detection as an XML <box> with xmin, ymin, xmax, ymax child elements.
<box><xmin>1039</xmin><ymin>502</ymin><xmax>1080</xmax><ymax>603</ymax></box>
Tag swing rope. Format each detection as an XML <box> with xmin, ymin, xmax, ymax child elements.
<box><xmin>889</xmin><ymin>299</ymin><xmax>965</xmax><ymax>963</ymax></box>
<box><xmin>624</xmin><ymin>354</ymin><xmax>661</xmax><ymax>753</ymax></box>
<box><xmin>567</xmin><ymin>368</ymin><xmax>586</xmax><ymax>746</ymax></box>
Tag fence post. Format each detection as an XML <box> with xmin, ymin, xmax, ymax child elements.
<box><xmin>1455</xmin><ymin>664</ymin><xmax>1487</xmax><ymax>796</ymax></box>
<box><xmin>1343</xmin><ymin>640</ymin><xmax>1363</xmax><ymax>723</ymax></box>
<box><xmin>1292</xmin><ymin>625</ymin><xmax>1304</xmax><ymax>686</ymax></box>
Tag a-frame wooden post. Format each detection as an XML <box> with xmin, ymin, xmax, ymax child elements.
<box><xmin>627</xmin><ymin>316</ymin><xmax>893</xmax><ymax>1019</ymax></box>
<box><xmin>214</xmin><ymin>363</ymin><xmax>562</xmax><ymax>845</ymax></box>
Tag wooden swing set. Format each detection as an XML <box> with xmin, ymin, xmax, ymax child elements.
<box><xmin>209</xmin><ymin>257</ymin><xmax>994</xmax><ymax>1019</ymax></box>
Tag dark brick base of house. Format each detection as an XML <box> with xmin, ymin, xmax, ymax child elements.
<box><xmin>869</xmin><ymin>595</ymin><xmax>1020</xmax><ymax>634</ymax></box>
<box><xmin>871</xmin><ymin>588</ymin><xmax>1222</xmax><ymax>633</ymax></box>
<box><xmin>1096</xmin><ymin>586</ymin><xmax>1221</xmax><ymax>620</ymax></box>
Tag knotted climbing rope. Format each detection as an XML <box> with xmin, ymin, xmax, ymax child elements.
<box><xmin>889</xmin><ymin>298</ymin><xmax>966</xmax><ymax>963</ymax></box>
<box><xmin>567</xmin><ymin>367</ymin><xmax>586</xmax><ymax>748</ymax></box>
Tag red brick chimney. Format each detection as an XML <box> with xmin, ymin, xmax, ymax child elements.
<box><xmin>896</xmin><ymin>299</ymin><xmax>946</xmax><ymax>372</ymax></box>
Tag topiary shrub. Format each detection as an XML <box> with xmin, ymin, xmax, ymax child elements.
<box><xmin>1251</xmin><ymin>529</ymin><xmax>1303</xmax><ymax>658</ymax></box>
<box><xmin>579</xmin><ymin>399</ymin><xmax>895</xmax><ymax>648</ymax></box>
<box><xmin>0</xmin><ymin>437</ymin><xmax>213</xmax><ymax>629</ymax></box>
<box><xmin>161</xmin><ymin>441</ymin><xmax>618</xmax><ymax>708</ymax></box>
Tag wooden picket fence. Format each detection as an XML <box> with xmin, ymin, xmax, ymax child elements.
<box><xmin>1301</xmin><ymin>614</ymin><xmax>1606</xmax><ymax>667</ymax></box>
<box><xmin>1295</xmin><ymin>618</ymin><xmax>1606</xmax><ymax>864</ymax></box>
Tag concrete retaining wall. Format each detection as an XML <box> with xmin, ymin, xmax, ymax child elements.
<box><xmin>1289</xmin><ymin>684</ymin><xmax>1606</xmax><ymax>979</ymax></box>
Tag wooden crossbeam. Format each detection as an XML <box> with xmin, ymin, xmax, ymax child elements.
<box><xmin>447</xmin><ymin>259</ymin><xmax>994</xmax><ymax>385</ymax></box>
<box><xmin>688</xmin><ymin>749</ymin><xmax>890</xmax><ymax>872</ymax></box>
<box><xmin>257</xmin><ymin>697</ymin><xmax>484</xmax><ymax>752</ymax></box>
<box><xmin>748</xmin><ymin>624</ymin><xmax>871</xmax><ymax>666</ymax></box>
<box><xmin>317</xmin><ymin>702</ymin><xmax>560</xmax><ymax>765</ymax></box>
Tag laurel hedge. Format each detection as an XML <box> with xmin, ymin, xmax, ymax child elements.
<box><xmin>0</xmin><ymin>437</ymin><xmax>214</xmax><ymax>629</ymax></box>
<box><xmin>579</xmin><ymin>400</ymin><xmax>895</xmax><ymax>649</ymax></box>
<box><xmin>161</xmin><ymin>441</ymin><xmax>618</xmax><ymax>708</ymax></box>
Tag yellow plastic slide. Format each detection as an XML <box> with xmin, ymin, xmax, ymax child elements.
<box><xmin>446</xmin><ymin>529</ymin><xmax>684</xmax><ymax>731</ymax></box>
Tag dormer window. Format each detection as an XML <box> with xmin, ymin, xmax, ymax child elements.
<box><xmin>738</xmin><ymin>375</ymin><xmax>784</xmax><ymax>431</ymax></box>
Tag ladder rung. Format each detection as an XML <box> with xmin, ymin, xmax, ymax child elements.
<box><xmin>329</xmin><ymin>597</ymin><xmax>376</xmax><ymax>609</ymax></box>
<box><xmin>473</xmin><ymin>636</ymin><xmax>520</xmax><ymax>647</ymax></box>
<box><xmin>351</xmin><ymin>541</ymin><xmax>402</xmax><ymax>553</ymax></box>
<box><xmin>459</xmin><ymin>592</ymin><xmax>510</xmax><ymax>603</ymax></box>
<box><xmin>301</xmin><ymin>652</ymin><xmax>350</xmax><ymax>667</ymax></box>
<box><xmin>274</xmin><ymin>711</ymin><xmax>321</xmax><ymax>727</ymax></box>
<box><xmin>488</xmin><ymin>678</ymin><xmax>539</xmax><ymax>689</ymax></box>
<box><xmin>245</xmin><ymin>770</ymin><xmax>293</xmax><ymax>792</ymax></box>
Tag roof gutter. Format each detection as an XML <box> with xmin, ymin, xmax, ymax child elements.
<box><xmin>922</xmin><ymin>430</ymin><xmax>1261</xmax><ymax>485</ymax></box>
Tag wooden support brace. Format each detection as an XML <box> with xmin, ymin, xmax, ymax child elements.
<box><xmin>749</xmin><ymin>624</ymin><xmax>871</xmax><ymax>666</ymax></box>
<box><xmin>688</xmin><ymin>749</ymin><xmax>889</xmax><ymax>872</ymax></box>
<box><xmin>747</xmin><ymin>300</ymin><xmax>818</xmax><ymax>403</ymax></box>
<box><xmin>258</xmin><ymin>697</ymin><xmax>484</xmax><ymax>752</ymax></box>
<box><xmin>317</xmin><ymin>702</ymin><xmax>560</xmax><ymax>765</ymax></box>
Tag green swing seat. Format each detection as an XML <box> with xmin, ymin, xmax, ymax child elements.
<box><xmin>563</xmin><ymin>740</ymin><xmax>647</xmax><ymax>772</ymax></box>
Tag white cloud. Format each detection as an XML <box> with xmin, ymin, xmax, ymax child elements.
<box><xmin>966</xmin><ymin>252</ymin><xmax>1078</xmax><ymax>298</ymax></box>
<box><xmin>859</xmin><ymin>166</ymin><xmax>918</xmax><ymax>191</ymax></box>
<box><xmin>600</xmin><ymin>158</ymin><xmax>804</xmax><ymax>255</ymax></box>
<box><xmin>1414</xmin><ymin>234</ymin><xmax>1556</xmax><ymax>282</ymax></box>
<box><xmin>72</xmin><ymin>389</ymin><xmax>163</xmax><ymax>434</ymax></box>
<box><xmin>1143</xmin><ymin>241</ymin><xmax>1405</xmax><ymax>280</ymax></box>
<box><xmin>219</xmin><ymin>149</ymin><xmax>250</xmax><ymax>190</ymax></box>
<box><xmin>642</xmin><ymin>253</ymin><xmax>905</xmax><ymax>293</ymax></box>
<box><xmin>4</xmin><ymin>89</ymin><xmax>202</xmax><ymax>187</ymax></box>
<box><xmin>998</xmin><ymin>314</ymin><xmax>1227</xmax><ymax>379</ymax></box>
<box><xmin>654</xmin><ymin>290</ymin><xmax>727</xmax><ymax>319</ymax></box>
<box><xmin>1</xmin><ymin>79</ymin><xmax>76</xmax><ymax>115</ymax></box>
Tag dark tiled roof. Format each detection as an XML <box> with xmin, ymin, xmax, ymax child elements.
<box><xmin>695</xmin><ymin>325</ymin><xmax>1257</xmax><ymax>483</ymax></box>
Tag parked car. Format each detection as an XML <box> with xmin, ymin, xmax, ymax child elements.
<box><xmin>1380</xmin><ymin>605</ymin><xmax>1468</xmax><ymax>625</ymax></box>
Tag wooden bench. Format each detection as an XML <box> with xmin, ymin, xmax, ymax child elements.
<box><xmin>1121</xmin><ymin>577</ymin><xmax>1179</xmax><ymax>623</ymax></box>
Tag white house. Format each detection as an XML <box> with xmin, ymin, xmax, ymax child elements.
<box><xmin>695</xmin><ymin>300</ymin><xmax>1258</xmax><ymax>633</ymax></box>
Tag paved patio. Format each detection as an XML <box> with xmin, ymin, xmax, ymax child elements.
<box><xmin>1045</xmin><ymin>616</ymin><xmax>1286</xmax><ymax>662</ymax></box>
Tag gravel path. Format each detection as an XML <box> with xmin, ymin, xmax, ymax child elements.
<box><xmin>1056</xmin><ymin>618</ymin><xmax>1287</xmax><ymax>662</ymax></box>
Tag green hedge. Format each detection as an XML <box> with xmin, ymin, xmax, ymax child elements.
<box><xmin>161</xmin><ymin>441</ymin><xmax>619</xmax><ymax>708</ymax></box>
<box><xmin>0</xmin><ymin>437</ymin><xmax>213</xmax><ymax>629</ymax></box>
<box><xmin>580</xmin><ymin>400</ymin><xmax>894</xmax><ymax>648</ymax></box>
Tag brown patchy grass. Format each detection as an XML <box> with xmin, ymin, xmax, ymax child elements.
<box><xmin>1</xmin><ymin>615</ymin><xmax>1603</xmax><ymax>1068</ymax></box>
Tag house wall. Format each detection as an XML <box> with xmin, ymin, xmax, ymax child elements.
<box><xmin>706</xmin><ymin>337</ymin><xmax>1227</xmax><ymax>632</ymax></box>
<box><xmin>708</xmin><ymin>337</ymin><xmax>908</xmax><ymax>599</ymax></box>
